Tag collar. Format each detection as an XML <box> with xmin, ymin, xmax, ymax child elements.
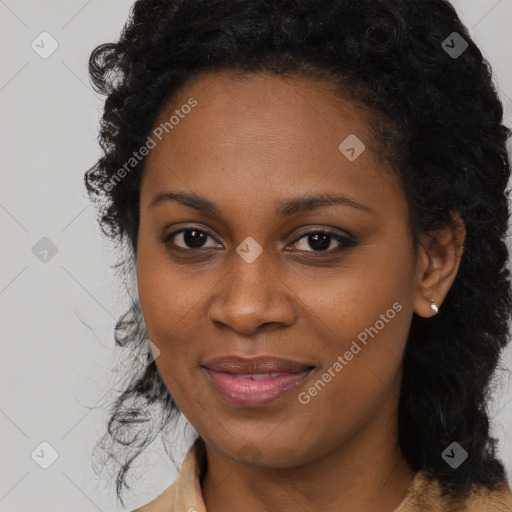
<box><xmin>134</xmin><ymin>441</ymin><xmax>512</xmax><ymax>512</ymax></box>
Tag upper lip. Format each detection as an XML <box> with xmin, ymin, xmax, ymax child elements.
<box><xmin>203</xmin><ymin>355</ymin><xmax>314</xmax><ymax>374</ymax></box>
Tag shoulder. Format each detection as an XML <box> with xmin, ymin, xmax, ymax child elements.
<box><xmin>130</xmin><ymin>481</ymin><xmax>178</xmax><ymax>512</ymax></box>
<box><xmin>462</xmin><ymin>480</ymin><xmax>512</xmax><ymax>511</ymax></box>
<box><xmin>396</xmin><ymin>471</ymin><xmax>512</xmax><ymax>512</ymax></box>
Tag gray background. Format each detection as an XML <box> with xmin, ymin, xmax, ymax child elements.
<box><xmin>1</xmin><ymin>1</ymin><xmax>511</xmax><ymax>511</ymax></box>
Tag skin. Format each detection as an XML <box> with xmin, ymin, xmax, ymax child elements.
<box><xmin>136</xmin><ymin>70</ymin><xmax>466</xmax><ymax>512</ymax></box>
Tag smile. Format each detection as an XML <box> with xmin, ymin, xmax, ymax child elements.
<box><xmin>203</xmin><ymin>368</ymin><xmax>313</xmax><ymax>406</ymax></box>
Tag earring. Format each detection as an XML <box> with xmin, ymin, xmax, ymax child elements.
<box><xmin>430</xmin><ymin>298</ymin><xmax>439</xmax><ymax>314</ymax></box>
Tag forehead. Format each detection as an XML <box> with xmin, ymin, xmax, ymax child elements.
<box><xmin>141</xmin><ymin>70</ymin><xmax>403</xmax><ymax>217</ymax></box>
<box><xmin>151</xmin><ymin>69</ymin><xmax>379</xmax><ymax>156</ymax></box>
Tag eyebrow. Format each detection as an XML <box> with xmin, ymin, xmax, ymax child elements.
<box><xmin>148</xmin><ymin>190</ymin><xmax>375</xmax><ymax>216</ymax></box>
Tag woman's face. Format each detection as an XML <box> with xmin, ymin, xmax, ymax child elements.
<box><xmin>136</xmin><ymin>70</ymin><xmax>422</xmax><ymax>467</ymax></box>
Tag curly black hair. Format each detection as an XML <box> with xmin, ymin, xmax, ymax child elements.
<box><xmin>84</xmin><ymin>0</ymin><xmax>512</xmax><ymax>507</ymax></box>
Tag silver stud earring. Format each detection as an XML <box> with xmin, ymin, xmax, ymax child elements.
<box><xmin>430</xmin><ymin>298</ymin><xmax>439</xmax><ymax>314</ymax></box>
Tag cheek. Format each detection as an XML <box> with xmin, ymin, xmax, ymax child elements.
<box><xmin>137</xmin><ymin>271</ymin><xmax>203</xmax><ymax>382</ymax></box>
<box><xmin>302</xmin><ymin>242</ymin><xmax>414</xmax><ymax>343</ymax></box>
<box><xmin>294</xmin><ymin>304</ymin><xmax>411</xmax><ymax>450</ymax></box>
<box><xmin>136</xmin><ymin>232</ymin><xmax>203</xmax><ymax>335</ymax></box>
<box><xmin>135</xmin><ymin>243</ymin><xmax>213</xmax><ymax>402</ymax></box>
<box><xmin>297</xmin><ymin>245</ymin><xmax>414</xmax><ymax>422</ymax></box>
<box><xmin>136</xmin><ymin>257</ymin><xmax>204</xmax><ymax>411</ymax></box>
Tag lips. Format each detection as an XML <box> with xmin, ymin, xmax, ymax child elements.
<box><xmin>203</xmin><ymin>355</ymin><xmax>313</xmax><ymax>374</ymax></box>
<box><xmin>202</xmin><ymin>355</ymin><xmax>314</xmax><ymax>406</ymax></box>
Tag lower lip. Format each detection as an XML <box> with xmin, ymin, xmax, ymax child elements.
<box><xmin>203</xmin><ymin>368</ymin><xmax>313</xmax><ymax>406</ymax></box>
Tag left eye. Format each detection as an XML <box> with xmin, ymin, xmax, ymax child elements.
<box><xmin>289</xmin><ymin>230</ymin><xmax>355</xmax><ymax>253</ymax></box>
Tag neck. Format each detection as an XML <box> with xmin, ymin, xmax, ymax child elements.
<box><xmin>201</xmin><ymin>397</ymin><xmax>415</xmax><ymax>512</ymax></box>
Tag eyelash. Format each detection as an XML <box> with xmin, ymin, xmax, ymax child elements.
<box><xmin>162</xmin><ymin>227</ymin><xmax>356</xmax><ymax>255</ymax></box>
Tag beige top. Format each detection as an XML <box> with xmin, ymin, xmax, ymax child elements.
<box><xmin>133</xmin><ymin>442</ymin><xmax>512</xmax><ymax>512</ymax></box>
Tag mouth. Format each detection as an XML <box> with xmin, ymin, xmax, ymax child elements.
<box><xmin>202</xmin><ymin>355</ymin><xmax>315</xmax><ymax>407</ymax></box>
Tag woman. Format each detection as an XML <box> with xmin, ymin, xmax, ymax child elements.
<box><xmin>85</xmin><ymin>0</ymin><xmax>512</xmax><ymax>510</ymax></box>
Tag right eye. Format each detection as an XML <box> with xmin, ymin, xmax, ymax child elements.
<box><xmin>162</xmin><ymin>228</ymin><xmax>221</xmax><ymax>251</ymax></box>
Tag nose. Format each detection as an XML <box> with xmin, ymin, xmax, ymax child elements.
<box><xmin>207</xmin><ymin>247</ymin><xmax>296</xmax><ymax>336</ymax></box>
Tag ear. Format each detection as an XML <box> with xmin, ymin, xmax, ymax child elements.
<box><xmin>413</xmin><ymin>212</ymin><xmax>466</xmax><ymax>318</ymax></box>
